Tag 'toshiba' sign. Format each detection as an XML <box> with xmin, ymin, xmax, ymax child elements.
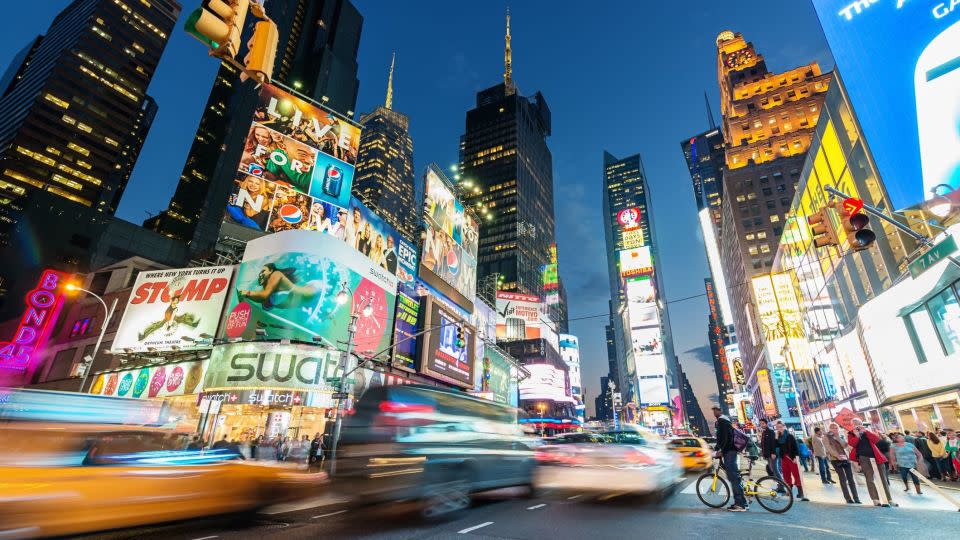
<box><xmin>0</xmin><ymin>270</ymin><xmax>68</xmax><ymax>385</ymax></box>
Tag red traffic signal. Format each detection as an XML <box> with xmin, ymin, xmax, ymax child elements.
<box><xmin>847</xmin><ymin>212</ymin><xmax>876</xmax><ymax>251</ymax></box>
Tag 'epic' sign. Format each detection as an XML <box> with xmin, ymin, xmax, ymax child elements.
<box><xmin>0</xmin><ymin>270</ymin><xmax>67</xmax><ymax>384</ymax></box>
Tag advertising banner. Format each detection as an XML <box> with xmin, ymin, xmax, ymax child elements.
<box><xmin>752</xmin><ymin>273</ymin><xmax>812</xmax><ymax>371</ymax></box>
<box><xmin>480</xmin><ymin>345</ymin><xmax>513</xmax><ymax>405</ymax></box>
<box><xmin>391</xmin><ymin>286</ymin><xmax>421</xmax><ymax>372</ymax></box>
<box><xmin>495</xmin><ymin>291</ymin><xmax>552</xmax><ymax>340</ymax></box>
<box><xmin>813</xmin><ymin>1</ymin><xmax>960</xmax><ymax>210</ymax></box>
<box><xmin>617</xmin><ymin>207</ymin><xmax>642</xmax><ymax>230</ymax></box>
<box><xmin>756</xmin><ymin>369</ymin><xmax>779</xmax><ymax>418</ymax></box>
<box><xmin>111</xmin><ymin>266</ymin><xmax>233</xmax><ymax>353</ymax></box>
<box><xmin>520</xmin><ymin>364</ymin><xmax>567</xmax><ymax>401</ymax></box>
<box><xmin>559</xmin><ymin>334</ymin><xmax>582</xmax><ymax>396</ymax></box>
<box><xmin>619</xmin><ymin>246</ymin><xmax>653</xmax><ymax>277</ymax></box>
<box><xmin>638</xmin><ymin>375</ymin><xmax>668</xmax><ymax>406</ymax></box>
<box><xmin>90</xmin><ymin>358</ymin><xmax>208</xmax><ymax>400</ymax></box>
<box><xmin>203</xmin><ymin>341</ymin><xmax>342</xmax><ymax>392</ymax></box>
<box><xmin>222</xmin><ymin>231</ymin><xmax>397</xmax><ymax>357</ymax></box>
<box><xmin>419</xmin><ymin>166</ymin><xmax>478</xmax><ymax>311</ymax></box>
<box><xmin>420</xmin><ymin>297</ymin><xmax>475</xmax><ymax>388</ymax></box>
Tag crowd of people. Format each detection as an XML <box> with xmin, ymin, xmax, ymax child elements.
<box><xmin>184</xmin><ymin>433</ymin><xmax>331</xmax><ymax>470</ymax></box>
<box><xmin>712</xmin><ymin>405</ymin><xmax>960</xmax><ymax>512</ymax></box>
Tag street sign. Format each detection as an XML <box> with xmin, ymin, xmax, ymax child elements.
<box><xmin>842</xmin><ymin>197</ymin><xmax>864</xmax><ymax>216</ymax></box>
<box><xmin>325</xmin><ymin>377</ymin><xmax>355</xmax><ymax>385</ymax></box>
<box><xmin>909</xmin><ymin>236</ymin><xmax>958</xmax><ymax>278</ymax></box>
<box><xmin>331</xmin><ymin>392</ymin><xmax>349</xmax><ymax>400</ymax></box>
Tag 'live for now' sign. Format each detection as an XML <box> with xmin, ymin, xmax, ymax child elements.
<box><xmin>909</xmin><ymin>236</ymin><xmax>958</xmax><ymax>279</ymax></box>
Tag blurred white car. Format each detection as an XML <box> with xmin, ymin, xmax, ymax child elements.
<box><xmin>534</xmin><ymin>425</ymin><xmax>683</xmax><ymax>496</ymax></box>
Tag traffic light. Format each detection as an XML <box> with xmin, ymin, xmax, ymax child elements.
<box><xmin>241</xmin><ymin>18</ymin><xmax>279</xmax><ymax>84</ymax></box>
<box><xmin>835</xmin><ymin>202</ymin><xmax>876</xmax><ymax>251</ymax></box>
<box><xmin>184</xmin><ymin>0</ymin><xmax>249</xmax><ymax>59</ymax></box>
<box><xmin>455</xmin><ymin>325</ymin><xmax>465</xmax><ymax>348</ymax></box>
<box><xmin>806</xmin><ymin>207</ymin><xmax>840</xmax><ymax>248</ymax></box>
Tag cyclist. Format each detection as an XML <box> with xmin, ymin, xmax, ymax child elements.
<box><xmin>712</xmin><ymin>405</ymin><xmax>748</xmax><ymax>511</ymax></box>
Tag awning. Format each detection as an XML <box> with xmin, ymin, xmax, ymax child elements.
<box><xmin>880</xmin><ymin>383</ymin><xmax>960</xmax><ymax>408</ymax></box>
<box><xmin>896</xmin><ymin>253</ymin><xmax>960</xmax><ymax>317</ymax></box>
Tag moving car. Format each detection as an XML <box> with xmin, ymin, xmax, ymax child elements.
<box><xmin>667</xmin><ymin>437</ymin><xmax>713</xmax><ymax>471</ymax></box>
<box><xmin>534</xmin><ymin>425</ymin><xmax>683</xmax><ymax>497</ymax></box>
<box><xmin>333</xmin><ymin>384</ymin><xmax>535</xmax><ymax>517</ymax></box>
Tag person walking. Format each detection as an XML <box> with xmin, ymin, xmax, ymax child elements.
<box><xmin>774</xmin><ymin>421</ymin><xmax>809</xmax><ymax>501</ymax></box>
<box><xmin>889</xmin><ymin>433</ymin><xmax>923</xmax><ymax>495</ymax></box>
<box><xmin>915</xmin><ymin>432</ymin><xmax>940</xmax><ymax>480</ymax></box>
<box><xmin>711</xmin><ymin>406</ymin><xmax>748</xmax><ymax>512</ymax></box>
<box><xmin>944</xmin><ymin>430</ymin><xmax>959</xmax><ymax>481</ymax></box>
<box><xmin>759</xmin><ymin>419</ymin><xmax>781</xmax><ymax>481</ymax></box>
<box><xmin>812</xmin><ymin>427</ymin><xmax>835</xmax><ymax>484</ymax></box>
<box><xmin>797</xmin><ymin>436</ymin><xmax>813</xmax><ymax>473</ymax></box>
<box><xmin>825</xmin><ymin>423</ymin><xmax>861</xmax><ymax>504</ymax></box>
<box><xmin>929</xmin><ymin>432</ymin><xmax>948</xmax><ymax>480</ymax></box>
<box><xmin>848</xmin><ymin>419</ymin><xmax>895</xmax><ymax>507</ymax></box>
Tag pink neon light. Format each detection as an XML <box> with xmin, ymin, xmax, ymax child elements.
<box><xmin>0</xmin><ymin>270</ymin><xmax>68</xmax><ymax>386</ymax></box>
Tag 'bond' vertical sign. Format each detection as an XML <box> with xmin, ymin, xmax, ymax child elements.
<box><xmin>0</xmin><ymin>270</ymin><xmax>68</xmax><ymax>385</ymax></box>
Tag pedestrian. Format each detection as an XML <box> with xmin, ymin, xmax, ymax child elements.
<box><xmin>904</xmin><ymin>431</ymin><xmax>916</xmax><ymax>445</ymax></box>
<box><xmin>211</xmin><ymin>435</ymin><xmax>230</xmax><ymax>450</ymax></box>
<box><xmin>929</xmin><ymin>431</ymin><xmax>948</xmax><ymax>480</ymax></box>
<box><xmin>774</xmin><ymin>420</ymin><xmax>809</xmax><ymax>501</ymax></box>
<box><xmin>711</xmin><ymin>405</ymin><xmax>748</xmax><ymax>512</ymax></box>
<box><xmin>758</xmin><ymin>419</ymin><xmax>781</xmax><ymax>481</ymax></box>
<box><xmin>825</xmin><ymin>423</ymin><xmax>861</xmax><ymax>504</ymax></box>
<box><xmin>309</xmin><ymin>432</ymin><xmax>324</xmax><ymax>471</ymax></box>
<box><xmin>848</xmin><ymin>419</ymin><xmax>895</xmax><ymax>507</ymax></box>
<box><xmin>797</xmin><ymin>436</ymin><xmax>813</xmax><ymax>473</ymax></box>
<box><xmin>944</xmin><ymin>430</ymin><xmax>959</xmax><ymax>481</ymax></box>
<box><xmin>186</xmin><ymin>435</ymin><xmax>202</xmax><ymax>451</ymax></box>
<box><xmin>889</xmin><ymin>433</ymin><xmax>923</xmax><ymax>495</ymax></box>
<box><xmin>915</xmin><ymin>432</ymin><xmax>940</xmax><ymax>479</ymax></box>
<box><xmin>812</xmin><ymin>427</ymin><xmax>835</xmax><ymax>485</ymax></box>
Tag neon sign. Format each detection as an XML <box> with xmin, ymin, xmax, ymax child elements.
<box><xmin>0</xmin><ymin>270</ymin><xmax>68</xmax><ymax>384</ymax></box>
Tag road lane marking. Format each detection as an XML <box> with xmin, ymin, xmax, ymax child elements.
<box><xmin>567</xmin><ymin>494</ymin><xmax>582</xmax><ymax>500</ymax></box>
<box><xmin>598</xmin><ymin>492</ymin><xmax>627</xmax><ymax>501</ymax></box>
<box><xmin>458</xmin><ymin>522</ymin><xmax>494</xmax><ymax>534</ymax></box>
<box><xmin>526</xmin><ymin>503</ymin><xmax>546</xmax><ymax>510</ymax></box>
<box><xmin>311</xmin><ymin>510</ymin><xmax>348</xmax><ymax>519</ymax></box>
<box><xmin>191</xmin><ymin>536</ymin><xmax>218</xmax><ymax>540</ymax></box>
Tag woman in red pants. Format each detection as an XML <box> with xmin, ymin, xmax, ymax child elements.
<box><xmin>775</xmin><ymin>420</ymin><xmax>810</xmax><ymax>501</ymax></box>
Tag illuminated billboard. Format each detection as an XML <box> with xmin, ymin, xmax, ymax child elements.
<box><xmin>638</xmin><ymin>375</ymin><xmax>668</xmax><ymax>406</ymax></box>
<box><xmin>91</xmin><ymin>358</ymin><xmax>207</xmax><ymax>399</ymax></box>
<box><xmin>420</xmin><ymin>296</ymin><xmax>475</xmax><ymax>388</ymax></box>
<box><xmin>222</xmin><ymin>230</ymin><xmax>398</xmax><ymax>357</ymax></box>
<box><xmin>751</xmin><ymin>273</ymin><xmax>813</xmax><ymax>371</ymax></box>
<box><xmin>479</xmin><ymin>345</ymin><xmax>516</xmax><ymax>405</ymax></box>
<box><xmin>0</xmin><ymin>270</ymin><xmax>68</xmax><ymax>386</ymax></box>
<box><xmin>617</xmin><ymin>207</ymin><xmax>642</xmax><ymax>230</ymax></box>
<box><xmin>559</xmin><ymin>334</ymin><xmax>582</xmax><ymax>396</ymax></box>
<box><xmin>420</xmin><ymin>166</ymin><xmax>479</xmax><ymax>311</ymax></box>
<box><xmin>111</xmin><ymin>266</ymin><xmax>233</xmax><ymax>353</ymax></box>
<box><xmin>391</xmin><ymin>286</ymin><xmax>421</xmax><ymax>372</ymax></box>
<box><xmin>519</xmin><ymin>363</ymin><xmax>567</xmax><ymax>401</ymax></box>
<box><xmin>813</xmin><ymin>1</ymin><xmax>960</xmax><ymax>210</ymax></box>
<box><xmin>619</xmin><ymin>246</ymin><xmax>653</xmax><ymax>277</ymax></box>
<box><xmin>495</xmin><ymin>291</ymin><xmax>549</xmax><ymax>340</ymax></box>
<box><xmin>756</xmin><ymin>369</ymin><xmax>779</xmax><ymax>418</ymax></box>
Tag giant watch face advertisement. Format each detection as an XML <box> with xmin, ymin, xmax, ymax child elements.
<box><xmin>419</xmin><ymin>166</ymin><xmax>479</xmax><ymax>312</ymax></box>
<box><xmin>813</xmin><ymin>1</ymin><xmax>960</xmax><ymax>210</ymax></box>
<box><xmin>222</xmin><ymin>231</ymin><xmax>398</xmax><ymax>357</ymax></box>
<box><xmin>420</xmin><ymin>297</ymin><xmax>475</xmax><ymax>388</ymax></box>
<box><xmin>111</xmin><ymin>266</ymin><xmax>234</xmax><ymax>353</ymax></box>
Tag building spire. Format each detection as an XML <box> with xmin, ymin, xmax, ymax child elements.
<box><xmin>385</xmin><ymin>52</ymin><xmax>396</xmax><ymax>110</ymax></box>
<box><xmin>504</xmin><ymin>6</ymin><xmax>514</xmax><ymax>94</ymax></box>
<box><xmin>704</xmin><ymin>91</ymin><xmax>716</xmax><ymax>130</ymax></box>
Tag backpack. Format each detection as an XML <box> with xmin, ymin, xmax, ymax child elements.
<box><xmin>733</xmin><ymin>428</ymin><xmax>749</xmax><ymax>452</ymax></box>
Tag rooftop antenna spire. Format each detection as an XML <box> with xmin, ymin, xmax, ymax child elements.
<box><xmin>504</xmin><ymin>6</ymin><xmax>514</xmax><ymax>94</ymax></box>
<box><xmin>705</xmin><ymin>91</ymin><xmax>717</xmax><ymax>130</ymax></box>
<box><xmin>385</xmin><ymin>52</ymin><xmax>396</xmax><ymax>109</ymax></box>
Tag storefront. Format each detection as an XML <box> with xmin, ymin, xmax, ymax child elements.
<box><xmin>201</xmin><ymin>390</ymin><xmax>332</xmax><ymax>442</ymax></box>
<box><xmin>889</xmin><ymin>389</ymin><xmax>960</xmax><ymax>433</ymax></box>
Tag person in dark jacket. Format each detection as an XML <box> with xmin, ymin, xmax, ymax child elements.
<box><xmin>712</xmin><ymin>406</ymin><xmax>747</xmax><ymax>511</ymax></box>
<box><xmin>774</xmin><ymin>421</ymin><xmax>809</xmax><ymax>501</ymax></box>
<box><xmin>848</xmin><ymin>419</ymin><xmax>895</xmax><ymax>507</ymax></box>
<box><xmin>758</xmin><ymin>419</ymin><xmax>781</xmax><ymax>481</ymax></box>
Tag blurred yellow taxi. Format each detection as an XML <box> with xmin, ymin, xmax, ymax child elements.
<box><xmin>0</xmin><ymin>423</ymin><xmax>323</xmax><ymax>538</ymax></box>
<box><xmin>667</xmin><ymin>437</ymin><xmax>712</xmax><ymax>472</ymax></box>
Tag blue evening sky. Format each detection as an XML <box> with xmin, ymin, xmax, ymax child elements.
<box><xmin>3</xmin><ymin>1</ymin><xmax>833</xmax><ymax>418</ymax></box>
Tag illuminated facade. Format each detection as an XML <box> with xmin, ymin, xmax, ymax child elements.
<box><xmin>146</xmin><ymin>0</ymin><xmax>363</xmax><ymax>250</ymax></box>
<box><xmin>354</xmin><ymin>56</ymin><xmax>417</xmax><ymax>243</ymax></box>
<box><xmin>714</xmin><ymin>31</ymin><xmax>831</xmax><ymax>423</ymax></box>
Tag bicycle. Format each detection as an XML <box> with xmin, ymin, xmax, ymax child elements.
<box><xmin>696</xmin><ymin>456</ymin><xmax>793</xmax><ymax>513</ymax></box>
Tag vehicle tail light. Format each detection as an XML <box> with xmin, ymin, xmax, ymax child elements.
<box><xmin>690</xmin><ymin>450</ymin><xmax>705</xmax><ymax>457</ymax></box>
<box><xmin>624</xmin><ymin>450</ymin><xmax>656</xmax><ymax>465</ymax></box>
<box><xmin>378</xmin><ymin>401</ymin><xmax>435</xmax><ymax>414</ymax></box>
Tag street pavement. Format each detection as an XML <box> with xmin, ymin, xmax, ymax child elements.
<box><xmin>80</xmin><ymin>472</ymin><xmax>960</xmax><ymax>540</ymax></box>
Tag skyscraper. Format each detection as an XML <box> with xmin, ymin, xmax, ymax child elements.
<box><xmin>353</xmin><ymin>54</ymin><xmax>417</xmax><ymax>242</ymax></box>
<box><xmin>714</xmin><ymin>31</ymin><xmax>830</xmax><ymax>423</ymax></box>
<box><xmin>601</xmin><ymin>151</ymin><xmax>678</xmax><ymax>426</ymax></box>
<box><xmin>145</xmin><ymin>0</ymin><xmax>363</xmax><ymax>252</ymax></box>
<box><xmin>0</xmin><ymin>0</ymin><xmax>180</xmax><ymax>311</ymax></box>
<box><xmin>459</xmin><ymin>11</ymin><xmax>556</xmax><ymax>304</ymax></box>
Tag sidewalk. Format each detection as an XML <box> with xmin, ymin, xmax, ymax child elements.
<box><xmin>795</xmin><ymin>469</ymin><xmax>959</xmax><ymax>512</ymax></box>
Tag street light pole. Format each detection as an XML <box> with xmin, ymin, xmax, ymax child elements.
<box><xmin>329</xmin><ymin>311</ymin><xmax>358</xmax><ymax>476</ymax></box>
<box><xmin>70</xmin><ymin>285</ymin><xmax>118</xmax><ymax>393</ymax></box>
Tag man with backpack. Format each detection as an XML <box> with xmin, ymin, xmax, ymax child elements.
<box><xmin>712</xmin><ymin>405</ymin><xmax>748</xmax><ymax>511</ymax></box>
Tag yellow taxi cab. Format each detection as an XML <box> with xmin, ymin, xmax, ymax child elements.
<box><xmin>667</xmin><ymin>436</ymin><xmax>712</xmax><ymax>472</ymax></box>
<box><xmin>0</xmin><ymin>423</ymin><xmax>323</xmax><ymax>539</ymax></box>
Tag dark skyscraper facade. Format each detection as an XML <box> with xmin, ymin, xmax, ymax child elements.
<box><xmin>353</xmin><ymin>55</ymin><xmax>416</xmax><ymax>243</ymax></box>
<box><xmin>145</xmin><ymin>0</ymin><xmax>363</xmax><ymax>252</ymax></box>
<box><xmin>681</xmin><ymin>128</ymin><xmax>725</xmax><ymax>237</ymax></box>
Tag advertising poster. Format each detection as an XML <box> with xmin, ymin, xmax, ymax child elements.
<box><xmin>90</xmin><ymin>358</ymin><xmax>208</xmax><ymax>400</ymax></box>
<box><xmin>203</xmin><ymin>342</ymin><xmax>341</xmax><ymax>392</ymax></box>
<box><xmin>638</xmin><ymin>375</ymin><xmax>668</xmax><ymax>406</ymax></box>
<box><xmin>756</xmin><ymin>369</ymin><xmax>779</xmax><ymax>418</ymax></box>
<box><xmin>670</xmin><ymin>389</ymin><xmax>684</xmax><ymax>429</ymax></box>
<box><xmin>111</xmin><ymin>266</ymin><xmax>234</xmax><ymax>353</ymax></box>
<box><xmin>480</xmin><ymin>344</ymin><xmax>513</xmax><ymax>404</ymax></box>
<box><xmin>340</xmin><ymin>197</ymin><xmax>419</xmax><ymax>285</ymax></box>
<box><xmin>221</xmin><ymin>231</ymin><xmax>398</xmax><ymax>357</ymax></box>
<box><xmin>630</xmin><ymin>327</ymin><xmax>662</xmax><ymax>357</ymax></box>
<box><xmin>520</xmin><ymin>364</ymin><xmax>568</xmax><ymax>401</ymax></box>
<box><xmin>495</xmin><ymin>291</ymin><xmax>553</xmax><ymax>341</ymax></box>
<box><xmin>559</xmin><ymin>334</ymin><xmax>582</xmax><ymax>396</ymax></box>
<box><xmin>419</xmin><ymin>166</ymin><xmax>479</xmax><ymax>311</ymax></box>
<box><xmin>391</xmin><ymin>286</ymin><xmax>421</xmax><ymax>372</ymax></box>
<box><xmin>619</xmin><ymin>246</ymin><xmax>653</xmax><ymax>277</ymax></box>
<box><xmin>813</xmin><ymin>1</ymin><xmax>960</xmax><ymax>210</ymax></box>
<box><xmin>420</xmin><ymin>297</ymin><xmax>475</xmax><ymax>388</ymax></box>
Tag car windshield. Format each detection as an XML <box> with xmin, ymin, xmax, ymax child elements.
<box><xmin>603</xmin><ymin>431</ymin><xmax>647</xmax><ymax>446</ymax></box>
<box><xmin>552</xmin><ymin>433</ymin><xmax>612</xmax><ymax>444</ymax></box>
<box><xmin>670</xmin><ymin>438</ymin><xmax>701</xmax><ymax>447</ymax></box>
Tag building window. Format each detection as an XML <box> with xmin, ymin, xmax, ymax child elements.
<box><xmin>762</xmin><ymin>188</ymin><xmax>772</xmax><ymax>196</ymax></box>
<box><xmin>770</xmin><ymin>215</ymin><xmax>780</xmax><ymax>223</ymax></box>
<box><xmin>749</xmin><ymin>246</ymin><xmax>759</xmax><ymax>255</ymax></box>
<box><xmin>773</xmin><ymin>226</ymin><xmax>782</xmax><ymax>236</ymax></box>
<box><xmin>926</xmin><ymin>286</ymin><xmax>960</xmax><ymax>355</ymax></box>
<box><xmin>736</xmin><ymin>195</ymin><xmax>746</xmax><ymax>202</ymax></box>
<box><xmin>766</xmin><ymin>201</ymin><xmax>776</xmax><ymax>209</ymax></box>
<box><xmin>760</xmin><ymin>244</ymin><xmax>771</xmax><ymax>253</ymax></box>
<box><xmin>757</xmin><ymin>231</ymin><xmax>767</xmax><ymax>239</ymax></box>
<box><xmin>760</xmin><ymin>176</ymin><xmax>769</xmax><ymax>184</ymax></box>
<box><xmin>903</xmin><ymin>311</ymin><xmax>929</xmax><ymax>364</ymax></box>
<box><xmin>70</xmin><ymin>317</ymin><xmax>94</xmax><ymax>338</ymax></box>
<box><xmin>745</xmin><ymin>233</ymin><xmax>755</xmax><ymax>241</ymax></box>
<box><xmin>747</xmin><ymin>192</ymin><xmax>757</xmax><ymax>200</ymax></box>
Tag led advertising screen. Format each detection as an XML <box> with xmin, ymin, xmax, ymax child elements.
<box><xmin>391</xmin><ymin>286</ymin><xmax>421</xmax><ymax>372</ymax></box>
<box><xmin>519</xmin><ymin>363</ymin><xmax>568</xmax><ymax>401</ymax></box>
<box><xmin>813</xmin><ymin>1</ymin><xmax>960</xmax><ymax>210</ymax></box>
<box><xmin>419</xmin><ymin>166</ymin><xmax>479</xmax><ymax>311</ymax></box>
<box><xmin>222</xmin><ymin>230</ymin><xmax>398</xmax><ymax>357</ymax></box>
<box><xmin>479</xmin><ymin>345</ymin><xmax>514</xmax><ymax>405</ymax></box>
<box><xmin>495</xmin><ymin>291</ymin><xmax>553</xmax><ymax>341</ymax></box>
<box><xmin>420</xmin><ymin>297</ymin><xmax>475</xmax><ymax>388</ymax></box>
<box><xmin>111</xmin><ymin>266</ymin><xmax>234</xmax><ymax>353</ymax></box>
<box><xmin>638</xmin><ymin>375</ymin><xmax>669</xmax><ymax>406</ymax></box>
<box><xmin>756</xmin><ymin>369</ymin><xmax>779</xmax><ymax>418</ymax></box>
<box><xmin>90</xmin><ymin>358</ymin><xmax>207</xmax><ymax>399</ymax></box>
<box><xmin>559</xmin><ymin>334</ymin><xmax>582</xmax><ymax>396</ymax></box>
<box><xmin>619</xmin><ymin>246</ymin><xmax>653</xmax><ymax>277</ymax></box>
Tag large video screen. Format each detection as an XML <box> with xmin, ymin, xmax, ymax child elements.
<box><xmin>813</xmin><ymin>1</ymin><xmax>960</xmax><ymax>210</ymax></box>
<box><xmin>519</xmin><ymin>364</ymin><xmax>568</xmax><ymax>401</ymax></box>
<box><xmin>419</xmin><ymin>166</ymin><xmax>478</xmax><ymax>311</ymax></box>
<box><xmin>391</xmin><ymin>286</ymin><xmax>421</xmax><ymax>372</ymax></box>
<box><xmin>420</xmin><ymin>297</ymin><xmax>475</xmax><ymax>388</ymax></box>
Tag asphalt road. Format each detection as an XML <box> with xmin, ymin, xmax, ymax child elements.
<box><xmin>81</xmin><ymin>477</ymin><xmax>959</xmax><ymax>540</ymax></box>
